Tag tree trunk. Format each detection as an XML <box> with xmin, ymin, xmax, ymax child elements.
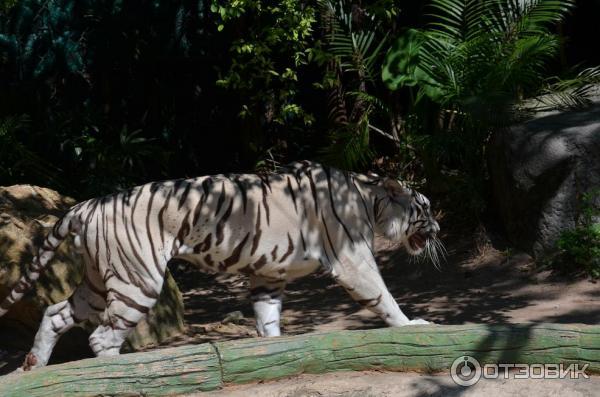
<box><xmin>0</xmin><ymin>324</ymin><xmax>597</xmax><ymax>396</ymax></box>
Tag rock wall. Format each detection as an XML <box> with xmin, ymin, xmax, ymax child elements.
<box><xmin>488</xmin><ymin>103</ymin><xmax>600</xmax><ymax>256</ymax></box>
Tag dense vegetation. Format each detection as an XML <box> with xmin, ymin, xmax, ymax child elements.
<box><xmin>0</xmin><ymin>0</ymin><xmax>597</xmax><ymax>211</ymax></box>
<box><xmin>552</xmin><ymin>189</ymin><xmax>600</xmax><ymax>278</ymax></box>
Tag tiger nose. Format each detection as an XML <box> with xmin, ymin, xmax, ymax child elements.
<box><xmin>431</xmin><ymin>221</ymin><xmax>440</xmax><ymax>234</ymax></box>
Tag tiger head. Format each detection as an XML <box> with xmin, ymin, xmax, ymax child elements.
<box><xmin>376</xmin><ymin>178</ymin><xmax>443</xmax><ymax>264</ymax></box>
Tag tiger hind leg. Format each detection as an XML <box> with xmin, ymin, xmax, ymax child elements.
<box><xmin>20</xmin><ymin>279</ymin><xmax>106</xmax><ymax>371</ymax></box>
<box><xmin>89</xmin><ymin>283</ymin><xmax>161</xmax><ymax>357</ymax></box>
<box><xmin>250</xmin><ymin>275</ymin><xmax>286</xmax><ymax>337</ymax></box>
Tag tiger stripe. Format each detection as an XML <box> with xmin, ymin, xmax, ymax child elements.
<box><xmin>0</xmin><ymin>161</ymin><xmax>441</xmax><ymax>371</ymax></box>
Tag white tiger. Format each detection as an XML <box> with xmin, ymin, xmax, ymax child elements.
<box><xmin>0</xmin><ymin>161</ymin><xmax>441</xmax><ymax>371</ymax></box>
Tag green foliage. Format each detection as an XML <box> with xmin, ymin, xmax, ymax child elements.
<box><xmin>319</xmin><ymin>114</ymin><xmax>374</xmax><ymax>169</ymax></box>
<box><xmin>0</xmin><ymin>0</ymin><xmax>85</xmax><ymax>79</ymax></box>
<box><xmin>0</xmin><ymin>0</ymin><xmax>596</xmax><ymax>214</ymax></box>
<box><xmin>320</xmin><ymin>0</ymin><xmax>388</xmax><ymax>82</ymax></box>
<box><xmin>384</xmin><ymin>0</ymin><xmax>581</xmax><ymax>118</ymax></box>
<box><xmin>381</xmin><ymin>29</ymin><xmax>426</xmax><ymax>90</ymax></box>
<box><xmin>0</xmin><ymin>114</ymin><xmax>65</xmax><ymax>188</ymax></box>
<box><xmin>553</xmin><ymin>190</ymin><xmax>600</xmax><ymax>278</ymax></box>
<box><xmin>0</xmin><ymin>0</ymin><xmax>17</xmax><ymax>12</ymax></box>
<box><xmin>211</xmin><ymin>0</ymin><xmax>317</xmax><ymax>126</ymax></box>
<box><xmin>0</xmin><ymin>0</ymin><xmax>324</xmax><ymax>196</ymax></box>
<box><xmin>380</xmin><ymin>0</ymin><xmax>599</xmax><ymax>212</ymax></box>
<box><xmin>1</xmin><ymin>0</ymin><xmax>195</xmax><ymax>195</ymax></box>
<box><xmin>316</xmin><ymin>0</ymin><xmax>395</xmax><ymax>169</ymax></box>
<box><xmin>534</xmin><ymin>66</ymin><xmax>600</xmax><ymax>110</ymax></box>
<box><xmin>68</xmin><ymin>126</ymin><xmax>170</xmax><ymax>192</ymax></box>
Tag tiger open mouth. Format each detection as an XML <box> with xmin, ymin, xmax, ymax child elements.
<box><xmin>408</xmin><ymin>232</ymin><xmax>427</xmax><ymax>251</ymax></box>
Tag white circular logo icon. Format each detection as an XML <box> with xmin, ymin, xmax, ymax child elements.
<box><xmin>451</xmin><ymin>355</ymin><xmax>482</xmax><ymax>386</ymax></box>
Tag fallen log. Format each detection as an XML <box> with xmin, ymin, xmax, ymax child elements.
<box><xmin>0</xmin><ymin>324</ymin><xmax>597</xmax><ymax>396</ymax></box>
<box><xmin>0</xmin><ymin>343</ymin><xmax>221</xmax><ymax>396</ymax></box>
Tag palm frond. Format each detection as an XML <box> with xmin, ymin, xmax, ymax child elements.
<box><xmin>496</xmin><ymin>0</ymin><xmax>574</xmax><ymax>37</ymax></box>
<box><xmin>428</xmin><ymin>0</ymin><xmax>489</xmax><ymax>42</ymax></box>
<box><xmin>319</xmin><ymin>115</ymin><xmax>374</xmax><ymax>169</ymax></box>
<box><xmin>346</xmin><ymin>90</ymin><xmax>390</xmax><ymax>114</ymax></box>
<box><xmin>388</xmin><ymin>0</ymin><xmax>577</xmax><ymax>114</ymax></box>
<box><xmin>321</xmin><ymin>0</ymin><xmax>387</xmax><ymax>81</ymax></box>
<box><xmin>427</xmin><ymin>0</ymin><xmax>574</xmax><ymax>41</ymax></box>
<box><xmin>533</xmin><ymin>66</ymin><xmax>600</xmax><ymax>110</ymax></box>
<box><xmin>364</xmin><ymin>32</ymin><xmax>389</xmax><ymax>80</ymax></box>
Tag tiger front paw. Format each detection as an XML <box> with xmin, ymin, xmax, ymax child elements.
<box><xmin>408</xmin><ymin>318</ymin><xmax>432</xmax><ymax>325</ymax></box>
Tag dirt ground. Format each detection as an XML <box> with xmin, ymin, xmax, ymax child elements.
<box><xmin>159</xmin><ymin>226</ymin><xmax>599</xmax><ymax>348</ymax></box>
<box><xmin>0</xmin><ymin>221</ymin><xmax>598</xmax><ymax>393</ymax></box>
<box><xmin>197</xmin><ymin>371</ymin><xmax>599</xmax><ymax>397</ymax></box>
<box><xmin>162</xmin><ymin>224</ymin><xmax>599</xmax><ymax>396</ymax></box>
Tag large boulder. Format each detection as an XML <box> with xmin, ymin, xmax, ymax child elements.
<box><xmin>488</xmin><ymin>102</ymin><xmax>600</xmax><ymax>256</ymax></box>
<box><xmin>0</xmin><ymin>185</ymin><xmax>185</xmax><ymax>357</ymax></box>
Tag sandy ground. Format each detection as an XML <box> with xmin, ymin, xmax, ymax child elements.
<box><xmin>168</xmin><ymin>226</ymin><xmax>599</xmax><ymax>396</ymax></box>
<box><xmin>194</xmin><ymin>371</ymin><xmax>599</xmax><ymax>397</ymax></box>
<box><xmin>0</xmin><ymin>220</ymin><xmax>598</xmax><ymax>395</ymax></box>
<box><xmin>161</xmin><ymin>227</ymin><xmax>599</xmax><ymax>348</ymax></box>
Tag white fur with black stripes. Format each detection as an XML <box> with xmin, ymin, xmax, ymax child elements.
<box><xmin>0</xmin><ymin>161</ymin><xmax>441</xmax><ymax>371</ymax></box>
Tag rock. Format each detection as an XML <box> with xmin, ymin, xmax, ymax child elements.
<box><xmin>0</xmin><ymin>185</ymin><xmax>185</xmax><ymax>356</ymax></box>
<box><xmin>126</xmin><ymin>272</ymin><xmax>185</xmax><ymax>350</ymax></box>
<box><xmin>488</xmin><ymin>103</ymin><xmax>600</xmax><ymax>256</ymax></box>
<box><xmin>222</xmin><ymin>310</ymin><xmax>245</xmax><ymax>325</ymax></box>
<box><xmin>201</xmin><ymin>322</ymin><xmax>255</xmax><ymax>336</ymax></box>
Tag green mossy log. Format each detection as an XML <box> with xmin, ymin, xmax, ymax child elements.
<box><xmin>0</xmin><ymin>343</ymin><xmax>221</xmax><ymax>396</ymax></box>
<box><xmin>216</xmin><ymin>323</ymin><xmax>599</xmax><ymax>384</ymax></box>
<box><xmin>0</xmin><ymin>324</ymin><xmax>597</xmax><ymax>396</ymax></box>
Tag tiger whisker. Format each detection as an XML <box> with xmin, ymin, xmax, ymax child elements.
<box><xmin>434</xmin><ymin>237</ymin><xmax>448</xmax><ymax>257</ymax></box>
<box><xmin>422</xmin><ymin>236</ymin><xmax>445</xmax><ymax>271</ymax></box>
<box><xmin>435</xmin><ymin>238</ymin><xmax>448</xmax><ymax>261</ymax></box>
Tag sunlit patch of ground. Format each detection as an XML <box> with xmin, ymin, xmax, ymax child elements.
<box><xmin>163</xmin><ymin>226</ymin><xmax>598</xmax><ymax>348</ymax></box>
<box><xmin>193</xmin><ymin>370</ymin><xmax>599</xmax><ymax>397</ymax></box>
<box><xmin>1</xmin><ymin>222</ymin><xmax>597</xmax><ymax>373</ymax></box>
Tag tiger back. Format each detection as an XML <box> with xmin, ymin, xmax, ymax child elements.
<box><xmin>0</xmin><ymin>160</ymin><xmax>441</xmax><ymax>371</ymax></box>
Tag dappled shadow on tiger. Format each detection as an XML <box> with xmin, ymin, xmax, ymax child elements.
<box><xmin>0</xmin><ymin>160</ymin><xmax>442</xmax><ymax>371</ymax></box>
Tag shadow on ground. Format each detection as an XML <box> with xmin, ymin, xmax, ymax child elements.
<box><xmin>164</xmin><ymin>224</ymin><xmax>598</xmax><ymax>350</ymax></box>
<box><xmin>1</xmin><ymin>222</ymin><xmax>597</xmax><ymax>375</ymax></box>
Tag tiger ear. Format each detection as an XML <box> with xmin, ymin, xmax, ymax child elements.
<box><xmin>383</xmin><ymin>178</ymin><xmax>410</xmax><ymax>199</ymax></box>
